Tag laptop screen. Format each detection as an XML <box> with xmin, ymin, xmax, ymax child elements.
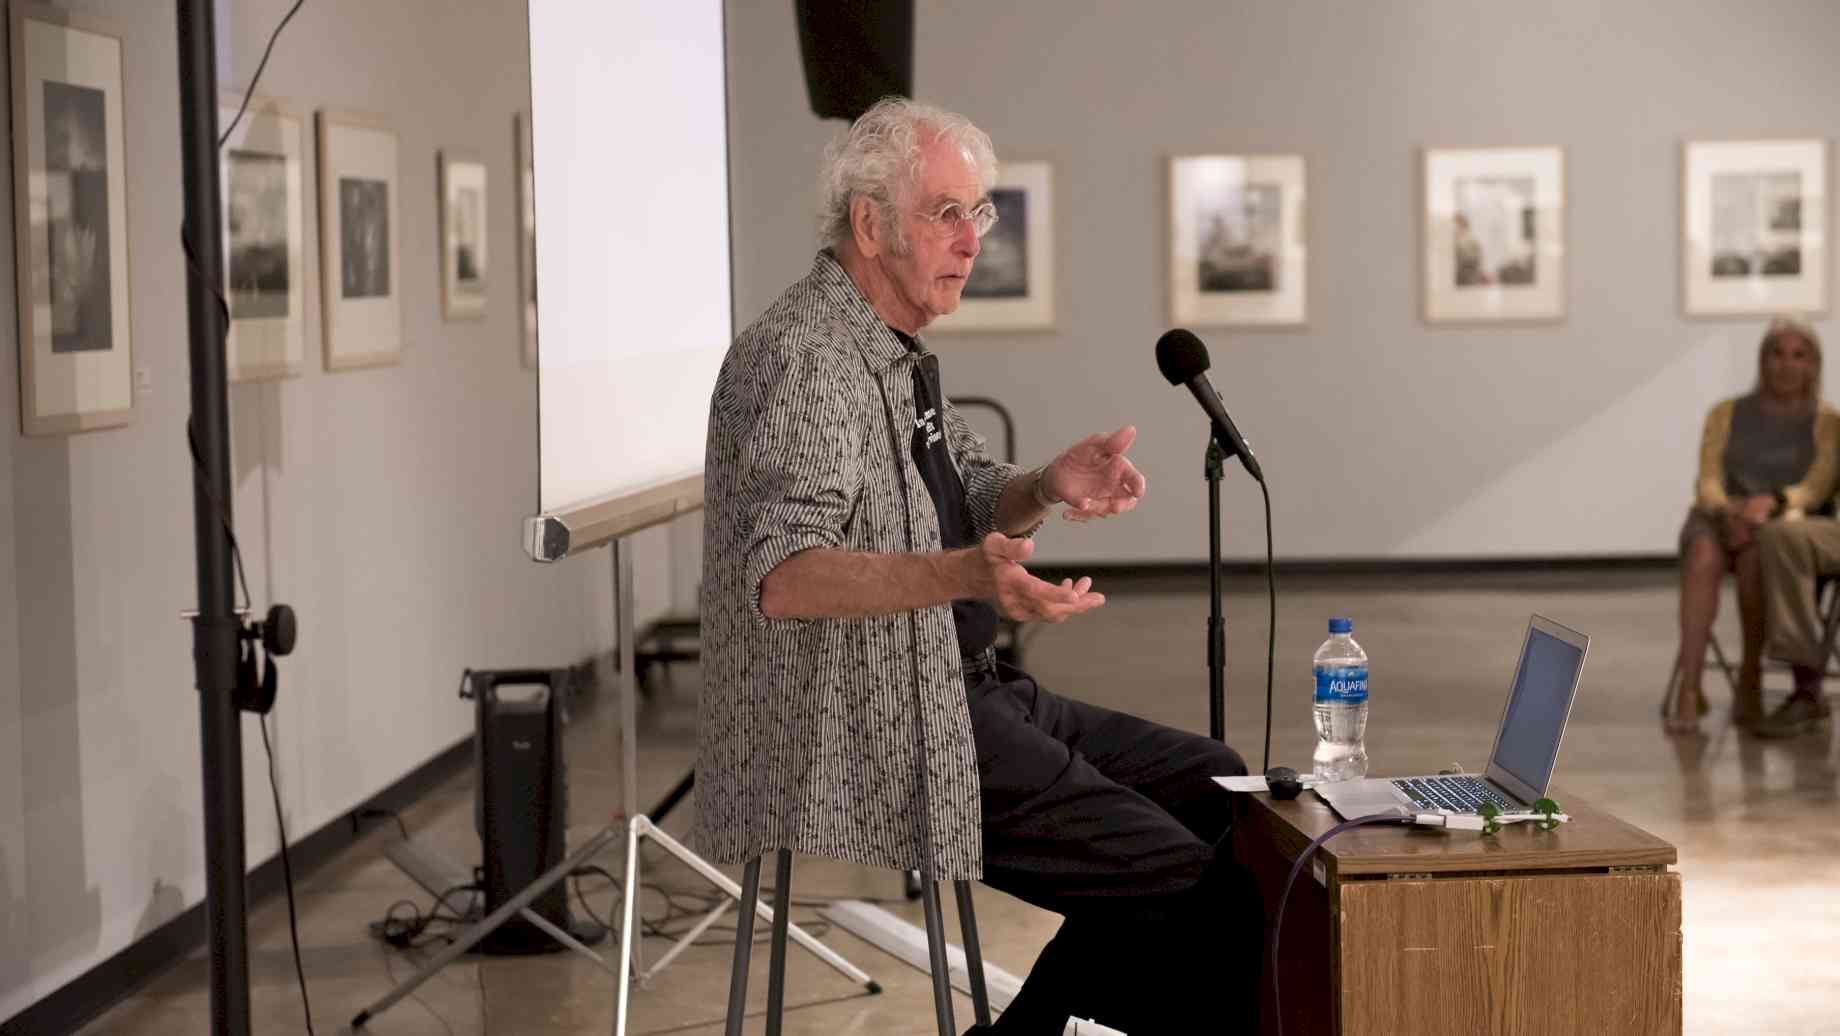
<box><xmin>1490</xmin><ymin>624</ymin><xmax>1587</xmax><ymax>793</ymax></box>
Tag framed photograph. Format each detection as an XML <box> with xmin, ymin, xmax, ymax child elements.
<box><xmin>1169</xmin><ymin>154</ymin><xmax>1306</xmax><ymax>327</ymax></box>
<box><xmin>930</xmin><ymin>159</ymin><xmax>1053</xmax><ymax>332</ymax></box>
<box><xmin>1422</xmin><ymin>146</ymin><xmax>1565</xmax><ymax>324</ymax></box>
<box><xmin>218</xmin><ymin>93</ymin><xmax>304</xmax><ymax>382</ymax></box>
<box><xmin>9</xmin><ymin>4</ymin><xmax>133</xmax><ymax>436</ymax></box>
<box><xmin>316</xmin><ymin>109</ymin><xmax>400</xmax><ymax>370</ymax></box>
<box><xmin>1682</xmin><ymin>138</ymin><xmax>1827</xmax><ymax>317</ymax></box>
<box><xmin>440</xmin><ymin>150</ymin><xmax>487</xmax><ymax>321</ymax></box>
<box><xmin>515</xmin><ymin>113</ymin><xmax>538</xmax><ymax>367</ymax></box>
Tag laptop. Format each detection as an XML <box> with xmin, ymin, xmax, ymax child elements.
<box><xmin>1314</xmin><ymin>614</ymin><xmax>1590</xmax><ymax>820</ymax></box>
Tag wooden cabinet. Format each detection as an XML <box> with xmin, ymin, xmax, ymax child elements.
<box><xmin>1236</xmin><ymin>791</ymin><xmax>1682</xmax><ymax>1036</ymax></box>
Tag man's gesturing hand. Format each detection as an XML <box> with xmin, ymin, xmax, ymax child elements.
<box><xmin>967</xmin><ymin>532</ymin><xmax>1104</xmax><ymax>623</ymax></box>
<box><xmin>1043</xmin><ymin>425</ymin><xmax>1148</xmax><ymax>523</ymax></box>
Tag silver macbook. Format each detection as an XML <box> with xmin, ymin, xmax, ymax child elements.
<box><xmin>1315</xmin><ymin>614</ymin><xmax>1589</xmax><ymax>819</ymax></box>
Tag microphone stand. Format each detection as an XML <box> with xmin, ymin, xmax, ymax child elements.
<box><xmin>1205</xmin><ymin>437</ymin><xmax>1226</xmax><ymax>744</ymax></box>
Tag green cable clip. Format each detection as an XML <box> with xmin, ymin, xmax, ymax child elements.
<box><xmin>1533</xmin><ymin>797</ymin><xmax>1563</xmax><ymax>832</ymax></box>
<box><xmin>1478</xmin><ymin>801</ymin><xmax>1502</xmax><ymax>836</ymax></box>
<box><xmin>1477</xmin><ymin>798</ymin><xmax>1564</xmax><ymax>836</ymax></box>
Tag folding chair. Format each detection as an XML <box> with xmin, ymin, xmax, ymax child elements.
<box><xmin>1664</xmin><ymin>575</ymin><xmax>1840</xmax><ymax>713</ymax></box>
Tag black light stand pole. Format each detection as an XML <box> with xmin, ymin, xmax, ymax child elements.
<box><xmin>176</xmin><ymin>2</ymin><xmax>251</xmax><ymax>1033</ymax></box>
<box><xmin>648</xmin><ymin>771</ymin><xmax>696</xmax><ymax>822</ymax></box>
<box><xmin>1205</xmin><ymin>438</ymin><xmax>1226</xmax><ymax>744</ymax></box>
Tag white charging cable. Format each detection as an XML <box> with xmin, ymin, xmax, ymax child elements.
<box><xmin>1409</xmin><ymin>811</ymin><xmax>1571</xmax><ymax>831</ymax></box>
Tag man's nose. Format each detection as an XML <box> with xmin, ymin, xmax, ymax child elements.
<box><xmin>954</xmin><ymin>220</ymin><xmax>980</xmax><ymax>258</ymax></box>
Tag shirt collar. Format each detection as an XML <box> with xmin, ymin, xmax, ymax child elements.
<box><xmin>809</xmin><ymin>250</ymin><xmax>918</xmax><ymax>373</ymax></box>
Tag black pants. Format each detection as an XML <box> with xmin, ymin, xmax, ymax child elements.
<box><xmin>968</xmin><ymin>667</ymin><xmax>1262</xmax><ymax>1036</ymax></box>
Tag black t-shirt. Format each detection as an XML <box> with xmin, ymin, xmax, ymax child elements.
<box><xmin>895</xmin><ymin>330</ymin><xmax>999</xmax><ymax>659</ymax></box>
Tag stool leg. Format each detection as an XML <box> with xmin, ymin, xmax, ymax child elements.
<box><xmin>919</xmin><ymin>876</ymin><xmax>958</xmax><ymax>1036</ymax></box>
<box><xmin>953</xmin><ymin>880</ymin><xmax>991</xmax><ymax>1026</ymax></box>
<box><xmin>724</xmin><ymin>857</ymin><xmax>763</xmax><ymax>1036</ymax></box>
<box><xmin>765</xmin><ymin>849</ymin><xmax>793</xmax><ymax>1036</ymax></box>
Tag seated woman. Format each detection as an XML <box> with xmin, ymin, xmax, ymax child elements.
<box><xmin>1668</xmin><ymin>318</ymin><xmax>1838</xmax><ymax>734</ymax></box>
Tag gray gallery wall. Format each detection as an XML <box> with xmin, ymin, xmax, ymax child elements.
<box><xmin>0</xmin><ymin>0</ymin><xmax>698</xmax><ymax>1021</ymax></box>
<box><xmin>724</xmin><ymin>0</ymin><xmax>1840</xmax><ymax>564</ymax></box>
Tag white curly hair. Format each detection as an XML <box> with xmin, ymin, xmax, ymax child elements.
<box><xmin>817</xmin><ymin>97</ymin><xmax>997</xmax><ymax>255</ymax></box>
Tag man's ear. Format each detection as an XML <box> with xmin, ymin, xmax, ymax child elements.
<box><xmin>849</xmin><ymin>196</ymin><xmax>882</xmax><ymax>259</ymax></box>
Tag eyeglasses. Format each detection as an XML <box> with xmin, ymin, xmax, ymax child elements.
<box><xmin>915</xmin><ymin>199</ymin><xmax>999</xmax><ymax>239</ymax></box>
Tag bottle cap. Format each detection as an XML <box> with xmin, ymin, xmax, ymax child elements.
<box><xmin>1328</xmin><ymin>617</ymin><xmax>1353</xmax><ymax>634</ymax></box>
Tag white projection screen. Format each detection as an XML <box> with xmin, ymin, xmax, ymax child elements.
<box><xmin>524</xmin><ymin>0</ymin><xmax>732</xmax><ymax>560</ymax></box>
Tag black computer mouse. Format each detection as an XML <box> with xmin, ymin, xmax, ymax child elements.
<box><xmin>1264</xmin><ymin>766</ymin><xmax>1303</xmax><ymax>800</ymax></box>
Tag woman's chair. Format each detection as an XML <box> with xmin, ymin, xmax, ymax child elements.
<box><xmin>724</xmin><ymin>850</ymin><xmax>991</xmax><ymax>1035</ymax></box>
<box><xmin>1664</xmin><ymin>575</ymin><xmax>1840</xmax><ymax>713</ymax></box>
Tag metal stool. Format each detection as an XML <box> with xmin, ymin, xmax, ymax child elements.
<box><xmin>724</xmin><ymin>849</ymin><xmax>992</xmax><ymax>1035</ymax></box>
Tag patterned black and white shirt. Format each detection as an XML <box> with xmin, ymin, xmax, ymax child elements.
<box><xmin>694</xmin><ymin>251</ymin><xmax>1023</xmax><ymax>879</ymax></box>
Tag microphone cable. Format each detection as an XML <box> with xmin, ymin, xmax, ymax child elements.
<box><xmin>1259</xmin><ymin>476</ymin><xmax>1274</xmax><ymax>774</ymax></box>
<box><xmin>1269</xmin><ymin>813</ymin><xmax>1408</xmax><ymax>1036</ymax></box>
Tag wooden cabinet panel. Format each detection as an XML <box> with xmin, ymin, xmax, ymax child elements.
<box><xmin>1337</xmin><ymin>873</ymin><xmax>1681</xmax><ymax>1036</ymax></box>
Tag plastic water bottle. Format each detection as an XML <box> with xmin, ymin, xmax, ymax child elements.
<box><xmin>1312</xmin><ymin>617</ymin><xmax>1369</xmax><ymax>781</ymax></box>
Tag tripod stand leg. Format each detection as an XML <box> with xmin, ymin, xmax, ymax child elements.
<box><xmin>383</xmin><ymin>838</ymin><xmax>611</xmax><ymax>972</ymax></box>
<box><xmin>724</xmin><ymin>857</ymin><xmax>764</xmax><ymax>1036</ymax></box>
<box><xmin>614</xmin><ymin>818</ymin><xmax>642</xmax><ymax>1036</ymax></box>
<box><xmin>517</xmin><ymin>906</ymin><xmax>616</xmax><ymax>975</ymax></box>
<box><xmin>641</xmin><ymin>896</ymin><xmax>733</xmax><ymax>980</ymax></box>
<box><xmin>352</xmin><ymin>825</ymin><xmax>621</xmax><ymax>1029</ymax></box>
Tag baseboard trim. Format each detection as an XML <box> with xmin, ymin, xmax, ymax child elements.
<box><xmin>1</xmin><ymin>734</ymin><xmax>475</xmax><ymax>1036</ymax></box>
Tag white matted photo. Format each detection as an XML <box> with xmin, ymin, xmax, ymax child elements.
<box><xmin>930</xmin><ymin>159</ymin><xmax>1053</xmax><ymax>333</ymax></box>
<box><xmin>440</xmin><ymin>150</ymin><xmax>488</xmax><ymax>321</ymax></box>
<box><xmin>317</xmin><ymin>109</ymin><xmax>401</xmax><ymax>369</ymax></box>
<box><xmin>1682</xmin><ymin>139</ymin><xmax>1827</xmax><ymax>317</ymax></box>
<box><xmin>10</xmin><ymin>4</ymin><xmax>133</xmax><ymax>436</ymax></box>
<box><xmin>1169</xmin><ymin>154</ymin><xmax>1306</xmax><ymax>327</ymax></box>
<box><xmin>219</xmin><ymin>93</ymin><xmax>304</xmax><ymax>382</ymax></box>
<box><xmin>1422</xmin><ymin>146</ymin><xmax>1565</xmax><ymax>324</ymax></box>
<box><xmin>515</xmin><ymin>112</ymin><xmax>537</xmax><ymax>367</ymax></box>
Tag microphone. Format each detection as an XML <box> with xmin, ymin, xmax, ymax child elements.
<box><xmin>1155</xmin><ymin>328</ymin><xmax>1264</xmax><ymax>483</ymax></box>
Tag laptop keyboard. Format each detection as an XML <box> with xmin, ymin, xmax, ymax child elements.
<box><xmin>1392</xmin><ymin>775</ymin><xmax>1520</xmax><ymax>813</ymax></box>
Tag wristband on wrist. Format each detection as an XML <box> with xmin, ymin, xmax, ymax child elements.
<box><xmin>1030</xmin><ymin>465</ymin><xmax>1060</xmax><ymax>508</ymax></box>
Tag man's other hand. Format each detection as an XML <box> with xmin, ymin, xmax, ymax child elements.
<box><xmin>967</xmin><ymin>532</ymin><xmax>1105</xmax><ymax>622</ymax></box>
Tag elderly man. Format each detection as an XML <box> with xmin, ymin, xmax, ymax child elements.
<box><xmin>697</xmin><ymin>98</ymin><xmax>1260</xmax><ymax>1034</ymax></box>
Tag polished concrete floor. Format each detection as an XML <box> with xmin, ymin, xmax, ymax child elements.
<box><xmin>78</xmin><ymin>567</ymin><xmax>1840</xmax><ymax>1035</ymax></box>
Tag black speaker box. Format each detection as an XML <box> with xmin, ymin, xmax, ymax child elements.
<box><xmin>471</xmin><ymin>669</ymin><xmax>600</xmax><ymax>954</ymax></box>
<box><xmin>794</xmin><ymin>0</ymin><xmax>914</xmax><ymax>121</ymax></box>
